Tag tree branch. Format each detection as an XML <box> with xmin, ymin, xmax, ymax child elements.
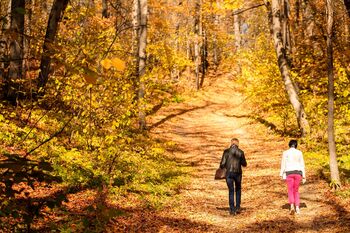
<box><xmin>25</xmin><ymin>115</ymin><xmax>74</xmax><ymax>157</ymax></box>
<box><xmin>233</xmin><ymin>3</ymin><xmax>265</xmax><ymax>15</ymax></box>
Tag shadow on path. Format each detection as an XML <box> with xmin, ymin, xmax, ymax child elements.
<box><xmin>224</xmin><ymin>113</ymin><xmax>299</xmax><ymax>138</ymax></box>
<box><xmin>149</xmin><ymin>103</ymin><xmax>213</xmax><ymax>130</ymax></box>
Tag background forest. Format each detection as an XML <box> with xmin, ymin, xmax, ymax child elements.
<box><xmin>0</xmin><ymin>0</ymin><xmax>350</xmax><ymax>231</ymax></box>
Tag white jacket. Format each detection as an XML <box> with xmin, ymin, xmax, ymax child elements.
<box><xmin>280</xmin><ymin>147</ymin><xmax>306</xmax><ymax>178</ymax></box>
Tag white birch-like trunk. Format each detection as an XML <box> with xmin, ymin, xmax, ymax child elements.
<box><xmin>138</xmin><ymin>0</ymin><xmax>147</xmax><ymax>130</ymax></box>
<box><xmin>132</xmin><ymin>0</ymin><xmax>147</xmax><ymax>130</ymax></box>
<box><xmin>270</xmin><ymin>0</ymin><xmax>310</xmax><ymax>136</ymax></box>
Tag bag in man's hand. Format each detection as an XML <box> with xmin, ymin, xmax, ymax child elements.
<box><xmin>214</xmin><ymin>167</ymin><xmax>226</xmax><ymax>180</ymax></box>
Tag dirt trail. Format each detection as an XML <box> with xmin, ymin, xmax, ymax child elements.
<box><xmin>117</xmin><ymin>74</ymin><xmax>350</xmax><ymax>232</ymax></box>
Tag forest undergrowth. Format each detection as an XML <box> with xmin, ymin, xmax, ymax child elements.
<box><xmin>1</xmin><ymin>68</ymin><xmax>350</xmax><ymax>232</ymax></box>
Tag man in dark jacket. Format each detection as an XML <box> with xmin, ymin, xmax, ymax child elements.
<box><xmin>220</xmin><ymin>138</ymin><xmax>247</xmax><ymax>215</ymax></box>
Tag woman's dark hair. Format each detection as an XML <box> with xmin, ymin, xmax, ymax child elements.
<box><xmin>289</xmin><ymin>140</ymin><xmax>298</xmax><ymax>148</ymax></box>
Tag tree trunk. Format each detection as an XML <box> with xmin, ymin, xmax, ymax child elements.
<box><xmin>213</xmin><ymin>0</ymin><xmax>220</xmax><ymax>67</ymax></box>
<box><xmin>37</xmin><ymin>0</ymin><xmax>69</xmax><ymax>92</ymax></box>
<box><xmin>132</xmin><ymin>0</ymin><xmax>140</xmax><ymax>89</ymax></box>
<box><xmin>138</xmin><ymin>0</ymin><xmax>147</xmax><ymax>130</ymax></box>
<box><xmin>3</xmin><ymin>0</ymin><xmax>25</xmax><ymax>102</ymax></box>
<box><xmin>302</xmin><ymin>0</ymin><xmax>322</xmax><ymax>54</ymax></box>
<box><xmin>199</xmin><ymin>29</ymin><xmax>207</xmax><ymax>88</ymax></box>
<box><xmin>194</xmin><ymin>0</ymin><xmax>201</xmax><ymax>90</ymax></box>
<box><xmin>0</xmin><ymin>2</ymin><xmax>11</xmax><ymax>100</ymax></box>
<box><xmin>344</xmin><ymin>0</ymin><xmax>350</xmax><ymax>18</ymax></box>
<box><xmin>281</xmin><ymin>0</ymin><xmax>291</xmax><ymax>64</ymax></box>
<box><xmin>269</xmin><ymin>0</ymin><xmax>310</xmax><ymax>137</ymax></box>
<box><xmin>24</xmin><ymin>0</ymin><xmax>34</xmax><ymax>81</ymax></box>
<box><xmin>233</xmin><ymin>11</ymin><xmax>241</xmax><ymax>50</ymax></box>
<box><xmin>132</xmin><ymin>0</ymin><xmax>147</xmax><ymax>130</ymax></box>
<box><xmin>186</xmin><ymin>37</ymin><xmax>191</xmax><ymax>59</ymax></box>
<box><xmin>326</xmin><ymin>0</ymin><xmax>341</xmax><ymax>188</ymax></box>
<box><xmin>102</xmin><ymin>0</ymin><xmax>109</xmax><ymax>18</ymax></box>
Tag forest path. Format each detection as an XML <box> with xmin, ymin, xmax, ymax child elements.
<box><xmin>111</xmin><ymin>73</ymin><xmax>350</xmax><ymax>232</ymax></box>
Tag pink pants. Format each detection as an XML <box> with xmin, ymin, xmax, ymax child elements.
<box><xmin>286</xmin><ymin>174</ymin><xmax>302</xmax><ymax>206</ymax></box>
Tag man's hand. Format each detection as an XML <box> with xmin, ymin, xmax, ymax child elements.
<box><xmin>302</xmin><ymin>178</ymin><xmax>306</xmax><ymax>184</ymax></box>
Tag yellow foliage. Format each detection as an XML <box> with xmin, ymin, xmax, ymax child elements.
<box><xmin>111</xmin><ymin>57</ymin><xmax>126</xmax><ymax>71</ymax></box>
<box><xmin>100</xmin><ymin>59</ymin><xmax>112</xmax><ymax>70</ymax></box>
<box><xmin>101</xmin><ymin>57</ymin><xmax>126</xmax><ymax>71</ymax></box>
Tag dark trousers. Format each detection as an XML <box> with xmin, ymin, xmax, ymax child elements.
<box><xmin>226</xmin><ymin>172</ymin><xmax>242</xmax><ymax>211</ymax></box>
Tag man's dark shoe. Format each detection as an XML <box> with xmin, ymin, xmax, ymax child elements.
<box><xmin>235</xmin><ymin>207</ymin><xmax>241</xmax><ymax>214</ymax></box>
<box><xmin>229</xmin><ymin>209</ymin><xmax>236</xmax><ymax>215</ymax></box>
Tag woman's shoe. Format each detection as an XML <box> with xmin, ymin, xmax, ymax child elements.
<box><xmin>295</xmin><ymin>206</ymin><xmax>300</xmax><ymax>214</ymax></box>
<box><xmin>289</xmin><ymin>204</ymin><xmax>295</xmax><ymax>215</ymax></box>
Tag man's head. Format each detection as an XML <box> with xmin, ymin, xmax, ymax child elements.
<box><xmin>231</xmin><ymin>138</ymin><xmax>239</xmax><ymax>146</ymax></box>
<box><xmin>289</xmin><ymin>139</ymin><xmax>298</xmax><ymax>148</ymax></box>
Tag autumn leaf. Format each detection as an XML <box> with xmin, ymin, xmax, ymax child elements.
<box><xmin>83</xmin><ymin>68</ymin><xmax>98</xmax><ymax>84</ymax></box>
<box><xmin>101</xmin><ymin>58</ymin><xmax>112</xmax><ymax>70</ymax></box>
<box><xmin>111</xmin><ymin>57</ymin><xmax>126</xmax><ymax>71</ymax></box>
<box><xmin>101</xmin><ymin>58</ymin><xmax>126</xmax><ymax>71</ymax></box>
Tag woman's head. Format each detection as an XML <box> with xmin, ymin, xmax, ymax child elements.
<box><xmin>289</xmin><ymin>139</ymin><xmax>298</xmax><ymax>148</ymax></box>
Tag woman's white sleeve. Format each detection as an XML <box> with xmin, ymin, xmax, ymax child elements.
<box><xmin>280</xmin><ymin>154</ymin><xmax>286</xmax><ymax>177</ymax></box>
<box><xmin>300</xmin><ymin>152</ymin><xmax>306</xmax><ymax>178</ymax></box>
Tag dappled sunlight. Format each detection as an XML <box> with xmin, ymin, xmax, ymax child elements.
<box><xmin>145</xmin><ymin>74</ymin><xmax>350</xmax><ymax>232</ymax></box>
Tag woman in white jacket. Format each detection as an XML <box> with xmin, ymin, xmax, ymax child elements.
<box><xmin>280</xmin><ymin>140</ymin><xmax>306</xmax><ymax>214</ymax></box>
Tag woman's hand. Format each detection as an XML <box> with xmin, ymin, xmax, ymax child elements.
<box><xmin>302</xmin><ymin>178</ymin><xmax>306</xmax><ymax>184</ymax></box>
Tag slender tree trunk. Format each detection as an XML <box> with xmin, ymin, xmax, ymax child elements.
<box><xmin>213</xmin><ymin>0</ymin><xmax>220</xmax><ymax>67</ymax></box>
<box><xmin>37</xmin><ymin>0</ymin><xmax>69</xmax><ymax>92</ymax></box>
<box><xmin>344</xmin><ymin>0</ymin><xmax>350</xmax><ymax>18</ymax></box>
<box><xmin>281</xmin><ymin>0</ymin><xmax>291</xmax><ymax>64</ymax></box>
<box><xmin>233</xmin><ymin>11</ymin><xmax>241</xmax><ymax>50</ymax></box>
<box><xmin>345</xmin><ymin>15</ymin><xmax>350</xmax><ymax>42</ymax></box>
<box><xmin>138</xmin><ymin>0</ymin><xmax>147</xmax><ymax>130</ymax></box>
<box><xmin>269</xmin><ymin>0</ymin><xmax>310</xmax><ymax>137</ymax></box>
<box><xmin>3</xmin><ymin>0</ymin><xmax>25</xmax><ymax>102</ymax></box>
<box><xmin>24</xmin><ymin>0</ymin><xmax>34</xmax><ymax>79</ymax></box>
<box><xmin>102</xmin><ymin>0</ymin><xmax>109</xmax><ymax>18</ymax></box>
<box><xmin>302</xmin><ymin>0</ymin><xmax>314</xmax><ymax>40</ymax></box>
<box><xmin>326</xmin><ymin>0</ymin><xmax>341</xmax><ymax>188</ymax></box>
<box><xmin>173</xmin><ymin>0</ymin><xmax>182</xmax><ymax>52</ymax></box>
<box><xmin>186</xmin><ymin>37</ymin><xmax>191</xmax><ymax>59</ymax></box>
<box><xmin>0</xmin><ymin>1</ymin><xmax>10</xmax><ymax>99</ymax></box>
<box><xmin>0</xmin><ymin>2</ymin><xmax>10</xmax><ymax>99</ymax></box>
<box><xmin>199</xmin><ymin>29</ymin><xmax>207</xmax><ymax>87</ymax></box>
<box><xmin>302</xmin><ymin>0</ymin><xmax>322</xmax><ymax>54</ymax></box>
<box><xmin>194</xmin><ymin>0</ymin><xmax>201</xmax><ymax>90</ymax></box>
<box><xmin>132</xmin><ymin>0</ymin><xmax>147</xmax><ymax>130</ymax></box>
<box><xmin>132</xmin><ymin>0</ymin><xmax>140</xmax><ymax>89</ymax></box>
<box><xmin>171</xmin><ymin>0</ymin><xmax>182</xmax><ymax>81</ymax></box>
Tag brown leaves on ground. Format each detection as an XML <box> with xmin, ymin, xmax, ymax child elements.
<box><xmin>4</xmin><ymin>73</ymin><xmax>350</xmax><ymax>232</ymax></box>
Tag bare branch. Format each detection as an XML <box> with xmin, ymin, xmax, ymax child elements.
<box><xmin>233</xmin><ymin>3</ymin><xmax>265</xmax><ymax>15</ymax></box>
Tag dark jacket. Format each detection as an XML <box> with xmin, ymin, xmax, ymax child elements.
<box><xmin>220</xmin><ymin>145</ymin><xmax>247</xmax><ymax>174</ymax></box>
